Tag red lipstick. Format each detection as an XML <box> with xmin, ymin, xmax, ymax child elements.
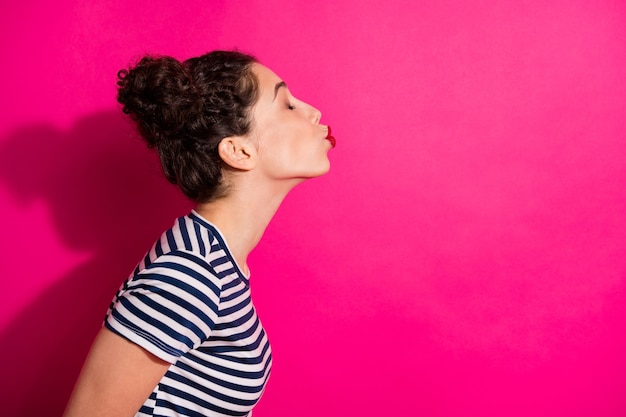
<box><xmin>326</xmin><ymin>126</ymin><xmax>336</xmax><ymax>148</ymax></box>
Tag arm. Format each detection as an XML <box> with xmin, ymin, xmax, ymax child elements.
<box><xmin>63</xmin><ymin>327</ymin><xmax>171</xmax><ymax>417</ymax></box>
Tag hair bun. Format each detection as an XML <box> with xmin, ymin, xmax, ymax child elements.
<box><xmin>117</xmin><ymin>56</ymin><xmax>199</xmax><ymax>148</ymax></box>
<box><xmin>116</xmin><ymin>50</ymin><xmax>257</xmax><ymax>202</ymax></box>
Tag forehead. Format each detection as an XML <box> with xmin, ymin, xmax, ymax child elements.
<box><xmin>251</xmin><ymin>63</ymin><xmax>283</xmax><ymax>101</ymax></box>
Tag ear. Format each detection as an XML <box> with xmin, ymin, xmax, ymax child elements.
<box><xmin>217</xmin><ymin>136</ymin><xmax>256</xmax><ymax>170</ymax></box>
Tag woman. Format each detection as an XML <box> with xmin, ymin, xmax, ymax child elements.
<box><xmin>64</xmin><ymin>50</ymin><xmax>335</xmax><ymax>416</ymax></box>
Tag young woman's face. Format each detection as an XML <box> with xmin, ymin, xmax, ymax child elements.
<box><xmin>248</xmin><ymin>63</ymin><xmax>333</xmax><ymax>181</ymax></box>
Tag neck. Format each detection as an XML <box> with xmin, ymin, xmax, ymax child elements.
<box><xmin>194</xmin><ymin>179</ymin><xmax>300</xmax><ymax>275</ymax></box>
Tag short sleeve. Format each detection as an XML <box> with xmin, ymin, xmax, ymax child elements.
<box><xmin>105</xmin><ymin>250</ymin><xmax>222</xmax><ymax>363</ymax></box>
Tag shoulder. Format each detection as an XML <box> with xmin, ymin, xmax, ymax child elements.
<box><xmin>161</xmin><ymin>214</ymin><xmax>218</xmax><ymax>259</ymax></box>
<box><xmin>132</xmin><ymin>213</ymin><xmax>226</xmax><ymax>274</ymax></box>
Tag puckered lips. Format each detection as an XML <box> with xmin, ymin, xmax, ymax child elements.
<box><xmin>325</xmin><ymin>126</ymin><xmax>336</xmax><ymax>148</ymax></box>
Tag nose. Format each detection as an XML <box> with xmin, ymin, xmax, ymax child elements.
<box><xmin>309</xmin><ymin>104</ymin><xmax>322</xmax><ymax>124</ymax></box>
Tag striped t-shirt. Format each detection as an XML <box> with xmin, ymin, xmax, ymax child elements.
<box><xmin>105</xmin><ymin>210</ymin><xmax>272</xmax><ymax>416</ymax></box>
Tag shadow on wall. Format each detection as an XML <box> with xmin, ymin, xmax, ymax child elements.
<box><xmin>0</xmin><ymin>111</ymin><xmax>191</xmax><ymax>416</ymax></box>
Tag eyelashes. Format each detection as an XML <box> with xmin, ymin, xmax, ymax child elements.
<box><xmin>287</xmin><ymin>103</ymin><xmax>296</xmax><ymax>110</ymax></box>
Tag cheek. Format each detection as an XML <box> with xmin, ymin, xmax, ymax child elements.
<box><xmin>257</xmin><ymin>120</ymin><xmax>320</xmax><ymax>163</ymax></box>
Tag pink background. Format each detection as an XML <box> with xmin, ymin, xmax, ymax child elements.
<box><xmin>1</xmin><ymin>1</ymin><xmax>625</xmax><ymax>416</ymax></box>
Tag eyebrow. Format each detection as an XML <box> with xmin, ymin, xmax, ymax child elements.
<box><xmin>272</xmin><ymin>81</ymin><xmax>287</xmax><ymax>102</ymax></box>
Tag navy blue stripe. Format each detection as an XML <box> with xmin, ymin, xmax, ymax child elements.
<box><xmin>208</xmin><ymin>337</ymin><xmax>271</xmax><ymax>364</ymax></box>
<box><xmin>210</xmin><ymin>256</ymin><xmax>230</xmax><ymax>270</ymax></box>
<box><xmin>178</xmin><ymin>217</ymin><xmax>193</xmax><ymax>251</ymax></box>
<box><xmin>220</xmin><ymin>296</ymin><xmax>251</xmax><ymax>317</ymax></box>
<box><xmin>193</xmin><ymin>221</ymin><xmax>206</xmax><ymax>256</ymax></box>
<box><xmin>222</xmin><ymin>279</ymin><xmax>243</xmax><ymax>291</ymax></box>
<box><xmin>142</xmin><ymin>252</ymin><xmax>151</xmax><ymax>270</ymax></box>
<box><xmin>208</xmin><ymin>330</ymin><xmax>268</xmax><ymax>359</ymax></box>
<box><xmin>221</xmin><ymin>287</ymin><xmax>248</xmax><ymax>304</ymax></box>
<box><xmin>138</xmin><ymin>406</ymin><xmax>152</xmax><ymax>414</ymax></box>
<box><xmin>154</xmin><ymin>399</ymin><xmax>208</xmax><ymax>417</ymax></box>
<box><xmin>214</xmin><ymin>307</ymin><xmax>255</xmax><ymax>331</ymax></box>
<box><xmin>156</xmin><ymin>397</ymin><xmax>249</xmax><ymax>417</ymax></box>
<box><xmin>166</xmin><ymin>228</ymin><xmax>176</xmax><ymax>251</ymax></box>
<box><xmin>153</xmin><ymin>250</ymin><xmax>216</xmax><ymax>276</ymax></box>
<box><xmin>186</xmin><ymin>350</ymin><xmax>269</xmax><ymax>380</ymax></box>
<box><xmin>227</xmin><ymin>318</ymin><xmax>262</xmax><ymax>344</ymax></box>
<box><xmin>154</xmin><ymin>238</ymin><xmax>163</xmax><ymax>257</ymax></box>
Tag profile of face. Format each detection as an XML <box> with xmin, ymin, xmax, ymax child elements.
<box><xmin>247</xmin><ymin>63</ymin><xmax>334</xmax><ymax>182</ymax></box>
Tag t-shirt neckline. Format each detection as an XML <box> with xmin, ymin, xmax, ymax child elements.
<box><xmin>188</xmin><ymin>209</ymin><xmax>251</xmax><ymax>283</ymax></box>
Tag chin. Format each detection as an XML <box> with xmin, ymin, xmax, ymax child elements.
<box><xmin>310</xmin><ymin>160</ymin><xmax>331</xmax><ymax>178</ymax></box>
<box><xmin>288</xmin><ymin>158</ymin><xmax>331</xmax><ymax>181</ymax></box>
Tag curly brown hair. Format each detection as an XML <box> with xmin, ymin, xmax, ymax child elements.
<box><xmin>116</xmin><ymin>50</ymin><xmax>259</xmax><ymax>202</ymax></box>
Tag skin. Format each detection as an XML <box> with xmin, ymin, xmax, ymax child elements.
<box><xmin>63</xmin><ymin>63</ymin><xmax>331</xmax><ymax>416</ymax></box>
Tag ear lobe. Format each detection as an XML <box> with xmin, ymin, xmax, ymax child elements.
<box><xmin>217</xmin><ymin>136</ymin><xmax>256</xmax><ymax>171</ymax></box>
